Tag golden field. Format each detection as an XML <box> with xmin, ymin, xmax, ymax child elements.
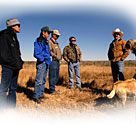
<box><xmin>0</xmin><ymin>61</ymin><xmax>136</xmax><ymax>114</ymax></box>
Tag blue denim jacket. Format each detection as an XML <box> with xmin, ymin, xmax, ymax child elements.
<box><xmin>34</xmin><ymin>39</ymin><xmax>51</xmax><ymax>64</ymax></box>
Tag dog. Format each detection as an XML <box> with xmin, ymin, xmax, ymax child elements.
<box><xmin>107</xmin><ymin>79</ymin><xmax>136</xmax><ymax>106</ymax></box>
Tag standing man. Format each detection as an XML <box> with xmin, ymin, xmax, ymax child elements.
<box><xmin>48</xmin><ymin>30</ymin><xmax>62</xmax><ymax>94</ymax></box>
<box><xmin>33</xmin><ymin>26</ymin><xmax>52</xmax><ymax>104</ymax></box>
<box><xmin>63</xmin><ymin>36</ymin><xmax>82</xmax><ymax>89</ymax></box>
<box><xmin>0</xmin><ymin>18</ymin><xmax>24</xmax><ymax>108</ymax></box>
<box><xmin>108</xmin><ymin>28</ymin><xmax>130</xmax><ymax>83</ymax></box>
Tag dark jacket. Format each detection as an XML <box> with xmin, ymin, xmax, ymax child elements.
<box><xmin>0</xmin><ymin>28</ymin><xmax>24</xmax><ymax>70</ymax></box>
<box><xmin>63</xmin><ymin>44</ymin><xmax>82</xmax><ymax>63</ymax></box>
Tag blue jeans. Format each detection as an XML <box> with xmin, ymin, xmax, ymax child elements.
<box><xmin>33</xmin><ymin>62</ymin><xmax>49</xmax><ymax>98</ymax></box>
<box><xmin>68</xmin><ymin>62</ymin><xmax>81</xmax><ymax>88</ymax></box>
<box><xmin>0</xmin><ymin>66</ymin><xmax>19</xmax><ymax>108</ymax></box>
<box><xmin>49</xmin><ymin>61</ymin><xmax>60</xmax><ymax>93</ymax></box>
<box><xmin>111</xmin><ymin>60</ymin><xmax>125</xmax><ymax>82</ymax></box>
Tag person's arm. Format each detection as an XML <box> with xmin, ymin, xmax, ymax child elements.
<box><xmin>78</xmin><ymin>47</ymin><xmax>82</xmax><ymax>61</ymax></box>
<box><xmin>63</xmin><ymin>47</ymin><xmax>70</xmax><ymax>62</ymax></box>
<box><xmin>48</xmin><ymin>40</ymin><xmax>57</xmax><ymax>58</ymax></box>
<box><xmin>0</xmin><ymin>34</ymin><xmax>17</xmax><ymax>67</ymax></box>
<box><xmin>121</xmin><ymin>40</ymin><xmax>130</xmax><ymax>60</ymax></box>
<box><xmin>108</xmin><ymin>43</ymin><xmax>113</xmax><ymax>61</ymax></box>
<box><xmin>34</xmin><ymin>41</ymin><xmax>45</xmax><ymax>61</ymax></box>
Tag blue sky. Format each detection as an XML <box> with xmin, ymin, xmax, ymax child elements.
<box><xmin>0</xmin><ymin>1</ymin><xmax>136</xmax><ymax>61</ymax></box>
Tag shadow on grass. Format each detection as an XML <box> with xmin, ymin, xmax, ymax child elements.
<box><xmin>81</xmin><ymin>80</ymin><xmax>95</xmax><ymax>88</ymax></box>
<box><xmin>56</xmin><ymin>76</ymin><xmax>68</xmax><ymax>87</ymax></box>
<box><xmin>26</xmin><ymin>76</ymin><xmax>68</xmax><ymax>88</ymax></box>
<box><xmin>17</xmin><ymin>77</ymin><xmax>52</xmax><ymax>99</ymax></box>
<box><xmin>26</xmin><ymin>77</ymin><xmax>35</xmax><ymax>88</ymax></box>
<box><xmin>95</xmin><ymin>95</ymin><xmax>120</xmax><ymax>107</ymax></box>
<box><xmin>17</xmin><ymin>85</ymin><xmax>34</xmax><ymax>100</ymax></box>
<box><xmin>81</xmin><ymin>80</ymin><xmax>116</xmax><ymax>106</ymax></box>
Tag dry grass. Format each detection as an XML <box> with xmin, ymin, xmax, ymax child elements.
<box><xmin>0</xmin><ymin>62</ymin><xmax>136</xmax><ymax>114</ymax></box>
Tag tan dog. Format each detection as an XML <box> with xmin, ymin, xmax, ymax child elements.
<box><xmin>107</xmin><ymin>79</ymin><xmax>136</xmax><ymax>105</ymax></box>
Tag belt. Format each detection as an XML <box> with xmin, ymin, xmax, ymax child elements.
<box><xmin>37</xmin><ymin>60</ymin><xmax>46</xmax><ymax>64</ymax></box>
<box><xmin>52</xmin><ymin>58</ymin><xmax>59</xmax><ymax>62</ymax></box>
<box><xmin>72</xmin><ymin>61</ymin><xmax>78</xmax><ymax>63</ymax></box>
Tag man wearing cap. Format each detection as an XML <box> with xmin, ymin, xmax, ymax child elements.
<box><xmin>108</xmin><ymin>28</ymin><xmax>130</xmax><ymax>83</ymax></box>
<box><xmin>0</xmin><ymin>18</ymin><xmax>24</xmax><ymax>108</ymax></box>
<box><xmin>63</xmin><ymin>36</ymin><xmax>82</xmax><ymax>90</ymax></box>
<box><xmin>48</xmin><ymin>30</ymin><xmax>62</xmax><ymax>94</ymax></box>
<box><xmin>33</xmin><ymin>26</ymin><xmax>52</xmax><ymax>104</ymax></box>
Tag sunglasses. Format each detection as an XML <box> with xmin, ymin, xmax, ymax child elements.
<box><xmin>114</xmin><ymin>33</ymin><xmax>120</xmax><ymax>36</ymax></box>
<box><xmin>54</xmin><ymin>34</ymin><xmax>59</xmax><ymax>37</ymax></box>
<box><xmin>71</xmin><ymin>40</ymin><xmax>76</xmax><ymax>42</ymax></box>
<box><xmin>12</xmin><ymin>24</ymin><xmax>20</xmax><ymax>27</ymax></box>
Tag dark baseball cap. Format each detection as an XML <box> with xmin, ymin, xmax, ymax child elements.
<box><xmin>41</xmin><ymin>26</ymin><xmax>53</xmax><ymax>33</ymax></box>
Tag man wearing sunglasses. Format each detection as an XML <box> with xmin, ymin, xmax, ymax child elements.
<box><xmin>0</xmin><ymin>18</ymin><xmax>24</xmax><ymax>108</ymax></box>
<box><xmin>108</xmin><ymin>28</ymin><xmax>130</xmax><ymax>83</ymax></box>
<box><xmin>63</xmin><ymin>36</ymin><xmax>82</xmax><ymax>90</ymax></box>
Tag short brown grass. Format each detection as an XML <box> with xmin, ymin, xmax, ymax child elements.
<box><xmin>0</xmin><ymin>61</ymin><xmax>136</xmax><ymax>113</ymax></box>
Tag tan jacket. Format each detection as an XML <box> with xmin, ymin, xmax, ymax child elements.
<box><xmin>108</xmin><ymin>39</ymin><xmax>130</xmax><ymax>62</ymax></box>
<box><xmin>63</xmin><ymin>44</ymin><xmax>82</xmax><ymax>63</ymax></box>
<box><xmin>48</xmin><ymin>39</ymin><xmax>62</xmax><ymax>61</ymax></box>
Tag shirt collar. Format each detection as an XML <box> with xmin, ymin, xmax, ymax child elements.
<box><xmin>50</xmin><ymin>37</ymin><xmax>57</xmax><ymax>44</ymax></box>
<box><xmin>113</xmin><ymin>38</ymin><xmax>122</xmax><ymax>42</ymax></box>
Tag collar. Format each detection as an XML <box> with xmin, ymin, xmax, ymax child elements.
<box><xmin>113</xmin><ymin>38</ymin><xmax>122</xmax><ymax>42</ymax></box>
<box><xmin>50</xmin><ymin>37</ymin><xmax>57</xmax><ymax>44</ymax></box>
<box><xmin>69</xmin><ymin>43</ymin><xmax>77</xmax><ymax>47</ymax></box>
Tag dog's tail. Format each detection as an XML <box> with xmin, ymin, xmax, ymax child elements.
<box><xmin>107</xmin><ymin>89</ymin><xmax>116</xmax><ymax>99</ymax></box>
